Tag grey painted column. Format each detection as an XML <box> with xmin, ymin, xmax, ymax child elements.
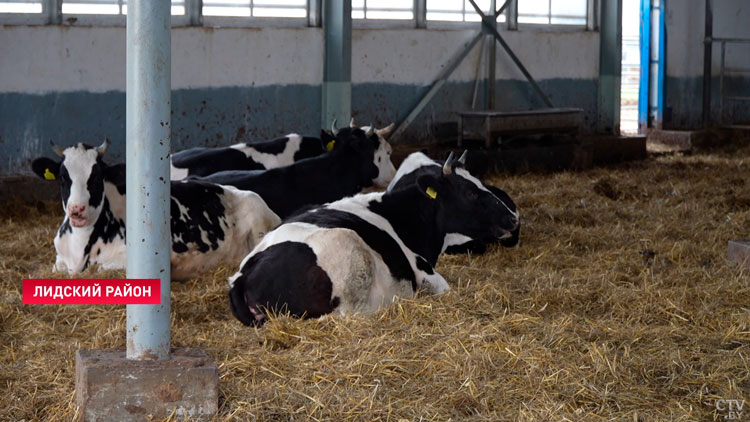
<box><xmin>487</xmin><ymin>0</ymin><xmax>497</xmax><ymax>109</ymax></box>
<box><xmin>598</xmin><ymin>0</ymin><xmax>622</xmax><ymax>134</ymax></box>
<box><xmin>125</xmin><ymin>0</ymin><xmax>172</xmax><ymax>361</ymax></box>
<box><xmin>322</xmin><ymin>0</ymin><xmax>352</xmax><ymax>128</ymax></box>
<box><xmin>702</xmin><ymin>0</ymin><xmax>713</xmax><ymax>126</ymax></box>
<box><xmin>45</xmin><ymin>0</ymin><xmax>61</xmax><ymax>24</ymax></box>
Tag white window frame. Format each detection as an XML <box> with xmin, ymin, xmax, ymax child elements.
<box><xmin>515</xmin><ymin>0</ymin><xmax>596</xmax><ymax>31</ymax></box>
<box><xmin>350</xmin><ymin>0</ymin><xmax>417</xmax><ymax>29</ymax></box>
<box><xmin>0</xmin><ymin>0</ymin><xmax>47</xmax><ymax>24</ymax></box>
<box><xmin>0</xmin><ymin>0</ymin><xmax>596</xmax><ymax>30</ymax></box>
<box><xmin>201</xmin><ymin>0</ymin><xmax>310</xmax><ymax>28</ymax></box>
<box><xmin>423</xmin><ymin>0</ymin><xmax>507</xmax><ymax>30</ymax></box>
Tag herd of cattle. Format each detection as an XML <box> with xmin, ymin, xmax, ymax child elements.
<box><xmin>31</xmin><ymin>120</ymin><xmax>520</xmax><ymax>325</ymax></box>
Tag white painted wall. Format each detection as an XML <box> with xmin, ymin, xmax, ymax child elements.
<box><xmin>0</xmin><ymin>26</ymin><xmax>324</xmax><ymax>94</ymax></box>
<box><xmin>667</xmin><ymin>0</ymin><xmax>750</xmax><ymax>78</ymax></box>
<box><xmin>0</xmin><ymin>24</ymin><xmax>598</xmax><ymax>95</ymax></box>
<box><xmin>352</xmin><ymin>28</ymin><xmax>599</xmax><ymax>84</ymax></box>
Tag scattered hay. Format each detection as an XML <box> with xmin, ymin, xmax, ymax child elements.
<box><xmin>2</xmin><ymin>145</ymin><xmax>750</xmax><ymax>421</ymax></box>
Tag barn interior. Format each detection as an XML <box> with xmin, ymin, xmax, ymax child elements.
<box><xmin>1</xmin><ymin>0</ymin><xmax>749</xmax><ymax>421</ymax></box>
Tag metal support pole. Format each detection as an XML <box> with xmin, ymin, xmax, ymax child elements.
<box><xmin>308</xmin><ymin>0</ymin><xmax>322</xmax><ymax>27</ymax></box>
<box><xmin>586</xmin><ymin>0</ymin><xmax>597</xmax><ymax>31</ymax></box>
<box><xmin>126</xmin><ymin>0</ymin><xmax>172</xmax><ymax>361</ymax></box>
<box><xmin>718</xmin><ymin>41</ymin><xmax>725</xmax><ymax>126</ymax></box>
<box><xmin>472</xmin><ymin>36</ymin><xmax>487</xmax><ymax>109</ymax></box>
<box><xmin>597</xmin><ymin>0</ymin><xmax>622</xmax><ymax>134</ymax></box>
<box><xmin>45</xmin><ymin>0</ymin><xmax>61</xmax><ymax>25</ymax></box>
<box><xmin>322</xmin><ymin>0</ymin><xmax>352</xmax><ymax>129</ymax></box>
<box><xmin>507</xmin><ymin>0</ymin><xmax>518</xmax><ymax>30</ymax></box>
<box><xmin>702</xmin><ymin>0</ymin><xmax>713</xmax><ymax>127</ymax></box>
<box><xmin>487</xmin><ymin>0</ymin><xmax>497</xmax><ymax>110</ymax></box>
<box><xmin>415</xmin><ymin>0</ymin><xmax>426</xmax><ymax>28</ymax></box>
<box><xmin>187</xmin><ymin>0</ymin><xmax>202</xmax><ymax>26</ymax></box>
<box><xmin>638</xmin><ymin>0</ymin><xmax>650</xmax><ymax>133</ymax></box>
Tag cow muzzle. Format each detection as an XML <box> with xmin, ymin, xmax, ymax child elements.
<box><xmin>68</xmin><ymin>204</ymin><xmax>89</xmax><ymax>227</ymax></box>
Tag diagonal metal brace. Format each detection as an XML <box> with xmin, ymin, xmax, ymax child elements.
<box><xmin>390</xmin><ymin>0</ymin><xmax>553</xmax><ymax>142</ymax></box>
<box><xmin>495</xmin><ymin>0</ymin><xmax>510</xmax><ymax>17</ymax></box>
<box><xmin>468</xmin><ymin>0</ymin><xmax>554</xmax><ymax>108</ymax></box>
<box><xmin>390</xmin><ymin>31</ymin><xmax>484</xmax><ymax>142</ymax></box>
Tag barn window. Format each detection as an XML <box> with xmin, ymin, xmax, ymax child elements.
<box><xmin>518</xmin><ymin>0</ymin><xmax>587</xmax><ymax>25</ymax></box>
<box><xmin>426</xmin><ymin>0</ymin><xmax>506</xmax><ymax>23</ymax></box>
<box><xmin>53</xmin><ymin>0</ymin><xmax>185</xmax><ymax>15</ymax></box>
<box><xmin>0</xmin><ymin>0</ymin><xmax>43</xmax><ymax>13</ymax></box>
<box><xmin>352</xmin><ymin>0</ymin><xmax>414</xmax><ymax>21</ymax></box>
<box><xmin>202</xmin><ymin>0</ymin><xmax>307</xmax><ymax>18</ymax></box>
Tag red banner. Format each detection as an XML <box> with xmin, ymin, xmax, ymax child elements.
<box><xmin>22</xmin><ymin>279</ymin><xmax>161</xmax><ymax>305</ymax></box>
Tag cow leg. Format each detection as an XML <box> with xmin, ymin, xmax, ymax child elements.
<box><xmin>421</xmin><ymin>271</ymin><xmax>450</xmax><ymax>294</ymax></box>
<box><xmin>53</xmin><ymin>255</ymin><xmax>68</xmax><ymax>273</ymax></box>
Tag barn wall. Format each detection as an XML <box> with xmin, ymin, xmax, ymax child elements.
<box><xmin>0</xmin><ymin>24</ymin><xmax>599</xmax><ymax>176</ymax></box>
<box><xmin>666</xmin><ymin>0</ymin><xmax>750</xmax><ymax>129</ymax></box>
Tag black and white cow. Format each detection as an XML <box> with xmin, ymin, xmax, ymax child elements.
<box><xmin>32</xmin><ymin>141</ymin><xmax>281</xmax><ymax>280</ymax></box>
<box><xmin>387</xmin><ymin>151</ymin><xmax>520</xmax><ymax>254</ymax></box>
<box><xmin>195</xmin><ymin>125</ymin><xmax>397</xmax><ymax>219</ymax></box>
<box><xmin>227</xmin><ymin>152</ymin><xmax>520</xmax><ymax>325</ymax></box>
<box><xmin>170</xmin><ymin>133</ymin><xmax>328</xmax><ymax>180</ymax></box>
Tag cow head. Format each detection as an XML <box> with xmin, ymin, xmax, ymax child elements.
<box><xmin>413</xmin><ymin>151</ymin><xmax>519</xmax><ymax>244</ymax></box>
<box><xmin>388</xmin><ymin>151</ymin><xmax>520</xmax><ymax>250</ymax></box>
<box><xmin>324</xmin><ymin>122</ymin><xmax>397</xmax><ymax>188</ymax></box>
<box><xmin>31</xmin><ymin>140</ymin><xmax>124</xmax><ymax>228</ymax></box>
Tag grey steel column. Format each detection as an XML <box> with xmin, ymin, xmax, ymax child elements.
<box><xmin>322</xmin><ymin>0</ymin><xmax>352</xmax><ymax>128</ymax></box>
<box><xmin>702</xmin><ymin>0</ymin><xmax>713</xmax><ymax>126</ymax></box>
<box><xmin>597</xmin><ymin>0</ymin><xmax>622</xmax><ymax>134</ymax></box>
<box><xmin>487</xmin><ymin>0</ymin><xmax>497</xmax><ymax>109</ymax></box>
<box><xmin>45</xmin><ymin>0</ymin><xmax>61</xmax><ymax>24</ymax></box>
<box><xmin>125</xmin><ymin>0</ymin><xmax>172</xmax><ymax>361</ymax></box>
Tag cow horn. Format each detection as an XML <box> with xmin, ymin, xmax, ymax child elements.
<box><xmin>50</xmin><ymin>140</ymin><xmax>65</xmax><ymax>157</ymax></box>
<box><xmin>457</xmin><ymin>150</ymin><xmax>468</xmax><ymax>166</ymax></box>
<box><xmin>349</xmin><ymin>117</ymin><xmax>356</xmax><ymax>128</ymax></box>
<box><xmin>331</xmin><ymin>118</ymin><xmax>339</xmax><ymax>135</ymax></box>
<box><xmin>443</xmin><ymin>152</ymin><xmax>454</xmax><ymax>175</ymax></box>
<box><xmin>376</xmin><ymin>123</ymin><xmax>395</xmax><ymax>137</ymax></box>
<box><xmin>95</xmin><ymin>139</ymin><xmax>110</xmax><ymax>156</ymax></box>
<box><xmin>365</xmin><ymin>125</ymin><xmax>375</xmax><ymax>137</ymax></box>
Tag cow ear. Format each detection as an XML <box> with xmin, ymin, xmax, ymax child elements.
<box><xmin>319</xmin><ymin>130</ymin><xmax>338</xmax><ymax>151</ymax></box>
<box><xmin>31</xmin><ymin>157</ymin><xmax>61</xmax><ymax>181</ymax></box>
<box><xmin>415</xmin><ymin>173</ymin><xmax>442</xmax><ymax>200</ymax></box>
<box><xmin>104</xmin><ymin>163</ymin><xmax>126</xmax><ymax>187</ymax></box>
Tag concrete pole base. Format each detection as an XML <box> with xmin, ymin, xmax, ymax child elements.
<box><xmin>75</xmin><ymin>348</ymin><xmax>218</xmax><ymax>422</ymax></box>
<box><xmin>728</xmin><ymin>240</ymin><xmax>750</xmax><ymax>269</ymax></box>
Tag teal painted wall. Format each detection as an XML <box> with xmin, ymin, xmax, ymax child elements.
<box><xmin>2</xmin><ymin>78</ymin><xmax>598</xmax><ymax>175</ymax></box>
<box><xmin>666</xmin><ymin>76</ymin><xmax>750</xmax><ymax>129</ymax></box>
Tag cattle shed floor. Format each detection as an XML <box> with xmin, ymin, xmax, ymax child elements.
<box><xmin>2</xmin><ymin>139</ymin><xmax>750</xmax><ymax>421</ymax></box>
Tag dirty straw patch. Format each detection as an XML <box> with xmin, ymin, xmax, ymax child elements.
<box><xmin>2</xmin><ymin>148</ymin><xmax>750</xmax><ymax>421</ymax></box>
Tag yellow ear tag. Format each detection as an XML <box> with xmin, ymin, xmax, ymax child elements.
<box><xmin>426</xmin><ymin>186</ymin><xmax>437</xmax><ymax>199</ymax></box>
<box><xmin>44</xmin><ymin>168</ymin><xmax>56</xmax><ymax>181</ymax></box>
<box><xmin>326</xmin><ymin>140</ymin><xmax>336</xmax><ymax>151</ymax></box>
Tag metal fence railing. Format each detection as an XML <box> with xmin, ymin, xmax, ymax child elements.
<box><xmin>717</xmin><ymin>38</ymin><xmax>750</xmax><ymax>129</ymax></box>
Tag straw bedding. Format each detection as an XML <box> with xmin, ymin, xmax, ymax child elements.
<box><xmin>1</xmin><ymin>142</ymin><xmax>749</xmax><ymax>421</ymax></box>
